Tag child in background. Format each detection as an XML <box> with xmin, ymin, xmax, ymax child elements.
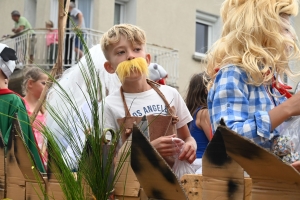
<box><xmin>0</xmin><ymin>43</ymin><xmax>45</xmax><ymax>172</ymax></box>
<box><xmin>185</xmin><ymin>72</ymin><xmax>211</xmax><ymax>173</ymax></box>
<box><xmin>100</xmin><ymin>24</ymin><xmax>196</xmax><ymax>166</ymax></box>
<box><xmin>22</xmin><ymin>67</ymin><xmax>48</xmax><ymax>166</ymax></box>
<box><xmin>45</xmin><ymin>20</ymin><xmax>58</xmax><ymax>68</ymax></box>
<box><xmin>206</xmin><ymin>0</ymin><xmax>300</xmax><ymax>170</ymax></box>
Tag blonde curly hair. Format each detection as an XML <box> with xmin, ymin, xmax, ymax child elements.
<box><xmin>207</xmin><ymin>0</ymin><xmax>300</xmax><ymax>89</ymax></box>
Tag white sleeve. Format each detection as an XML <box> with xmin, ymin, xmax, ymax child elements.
<box><xmin>71</xmin><ymin>9</ymin><xmax>80</xmax><ymax>17</ymax></box>
<box><xmin>99</xmin><ymin>102</ymin><xmax>119</xmax><ymax>132</ymax></box>
<box><xmin>174</xmin><ymin>90</ymin><xmax>193</xmax><ymax>129</ymax></box>
<box><xmin>64</xmin><ymin>101</ymin><xmax>91</xmax><ymax>169</ymax></box>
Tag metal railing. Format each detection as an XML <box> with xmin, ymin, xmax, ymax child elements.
<box><xmin>0</xmin><ymin>28</ymin><xmax>179</xmax><ymax>86</ymax></box>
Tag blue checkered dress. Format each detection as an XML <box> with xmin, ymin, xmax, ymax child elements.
<box><xmin>208</xmin><ymin>65</ymin><xmax>287</xmax><ymax>149</ymax></box>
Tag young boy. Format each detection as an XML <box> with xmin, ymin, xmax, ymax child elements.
<box><xmin>100</xmin><ymin>24</ymin><xmax>196</xmax><ymax>164</ymax></box>
<box><xmin>0</xmin><ymin>43</ymin><xmax>45</xmax><ymax>172</ymax></box>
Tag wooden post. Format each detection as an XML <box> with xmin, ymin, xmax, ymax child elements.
<box><xmin>30</xmin><ymin>0</ymin><xmax>70</xmax><ymax>123</ymax></box>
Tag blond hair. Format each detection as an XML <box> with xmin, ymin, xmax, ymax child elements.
<box><xmin>207</xmin><ymin>0</ymin><xmax>300</xmax><ymax>89</ymax></box>
<box><xmin>100</xmin><ymin>24</ymin><xmax>146</xmax><ymax>59</ymax></box>
<box><xmin>22</xmin><ymin>67</ymin><xmax>45</xmax><ymax>95</ymax></box>
<box><xmin>22</xmin><ymin>67</ymin><xmax>46</xmax><ymax>114</ymax></box>
<box><xmin>45</xmin><ymin>20</ymin><xmax>54</xmax><ymax>28</ymax></box>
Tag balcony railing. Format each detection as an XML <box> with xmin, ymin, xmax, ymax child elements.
<box><xmin>0</xmin><ymin>28</ymin><xmax>179</xmax><ymax>86</ymax></box>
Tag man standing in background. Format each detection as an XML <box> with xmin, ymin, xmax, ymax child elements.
<box><xmin>69</xmin><ymin>2</ymin><xmax>86</xmax><ymax>60</ymax></box>
<box><xmin>11</xmin><ymin>10</ymin><xmax>36</xmax><ymax>65</ymax></box>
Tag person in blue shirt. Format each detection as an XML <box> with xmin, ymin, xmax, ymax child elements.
<box><xmin>185</xmin><ymin>72</ymin><xmax>211</xmax><ymax>173</ymax></box>
<box><xmin>206</xmin><ymin>0</ymin><xmax>300</xmax><ymax>170</ymax></box>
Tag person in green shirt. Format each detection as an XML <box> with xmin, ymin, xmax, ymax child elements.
<box><xmin>11</xmin><ymin>10</ymin><xmax>36</xmax><ymax>65</ymax></box>
<box><xmin>0</xmin><ymin>43</ymin><xmax>45</xmax><ymax>172</ymax></box>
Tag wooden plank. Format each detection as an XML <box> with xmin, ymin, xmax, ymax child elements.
<box><xmin>14</xmin><ymin>122</ymin><xmax>45</xmax><ymax>182</ymax></box>
<box><xmin>25</xmin><ymin>182</ymin><xmax>45</xmax><ymax>200</ymax></box>
<box><xmin>115</xmin><ymin>140</ymin><xmax>140</xmax><ymax>197</ymax></box>
<box><xmin>114</xmin><ymin>183</ymin><xmax>140</xmax><ymax>197</ymax></box>
<box><xmin>114</xmin><ymin>162</ymin><xmax>140</xmax><ymax>197</ymax></box>
<box><xmin>180</xmin><ymin>174</ymin><xmax>202</xmax><ymax>200</ymax></box>
<box><xmin>6</xmin><ymin>179</ymin><xmax>26</xmax><ymax>199</ymax></box>
<box><xmin>201</xmin><ymin>125</ymin><xmax>245</xmax><ymax>200</ymax></box>
<box><xmin>115</xmin><ymin>195</ymin><xmax>140</xmax><ymax>200</ymax></box>
<box><xmin>244</xmin><ymin>177</ymin><xmax>252</xmax><ymax>200</ymax></box>
<box><xmin>46</xmin><ymin>181</ymin><xmax>65</xmax><ymax>200</ymax></box>
<box><xmin>115</xmin><ymin>162</ymin><xmax>139</xmax><ymax>182</ymax></box>
<box><xmin>115</xmin><ymin>188</ymin><xmax>148</xmax><ymax>200</ymax></box>
<box><xmin>181</xmin><ymin>174</ymin><xmax>252</xmax><ymax>200</ymax></box>
<box><xmin>139</xmin><ymin>188</ymin><xmax>148</xmax><ymax>200</ymax></box>
<box><xmin>131</xmin><ymin>125</ymin><xmax>187</xmax><ymax>199</ymax></box>
<box><xmin>219</xmin><ymin>125</ymin><xmax>300</xmax><ymax>200</ymax></box>
<box><xmin>116</xmin><ymin>173</ymin><xmax>139</xmax><ymax>182</ymax></box>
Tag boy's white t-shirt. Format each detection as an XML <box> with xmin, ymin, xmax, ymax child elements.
<box><xmin>101</xmin><ymin>85</ymin><xmax>192</xmax><ymax>131</ymax></box>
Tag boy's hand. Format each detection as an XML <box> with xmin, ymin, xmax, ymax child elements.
<box><xmin>151</xmin><ymin>134</ymin><xmax>184</xmax><ymax>157</ymax></box>
<box><xmin>176</xmin><ymin>125</ymin><xmax>197</xmax><ymax>164</ymax></box>
<box><xmin>178</xmin><ymin>137</ymin><xmax>196</xmax><ymax>164</ymax></box>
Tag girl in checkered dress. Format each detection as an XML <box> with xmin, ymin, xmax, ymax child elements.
<box><xmin>206</xmin><ymin>0</ymin><xmax>300</xmax><ymax>170</ymax></box>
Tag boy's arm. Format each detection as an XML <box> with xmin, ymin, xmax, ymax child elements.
<box><xmin>170</xmin><ymin>87</ymin><xmax>196</xmax><ymax>163</ymax></box>
<box><xmin>177</xmin><ymin>124</ymin><xmax>197</xmax><ymax>164</ymax></box>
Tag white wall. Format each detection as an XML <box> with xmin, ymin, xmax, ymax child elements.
<box><xmin>24</xmin><ymin>0</ymin><xmax>37</xmax><ymax>27</ymax></box>
<box><xmin>124</xmin><ymin>0</ymin><xmax>137</xmax><ymax>25</ymax></box>
<box><xmin>0</xmin><ymin>0</ymin><xmax>25</xmax><ymax>37</ymax></box>
<box><xmin>136</xmin><ymin>0</ymin><xmax>222</xmax><ymax>94</ymax></box>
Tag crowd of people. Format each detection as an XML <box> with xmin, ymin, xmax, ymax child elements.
<box><xmin>1</xmin><ymin>0</ymin><xmax>300</xmax><ymax>184</ymax></box>
<box><xmin>6</xmin><ymin>2</ymin><xmax>86</xmax><ymax>67</ymax></box>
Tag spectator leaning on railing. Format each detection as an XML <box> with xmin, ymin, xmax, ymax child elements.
<box><xmin>11</xmin><ymin>10</ymin><xmax>36</xmax><ymax>65</ymax></box>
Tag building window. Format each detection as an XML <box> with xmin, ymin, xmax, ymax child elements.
<box><xmin>114</xmin><ymin>0</ymin><xmax>137</xmax><ymax>25</ymax></box>
<box><xmin>114</xmin><ymin>2</ymin><xmax>125</xmax><ymax>25</ymax></box>
<box><xmin>194</xmin><ymin>11</ymin><xmax>219</xmax><ymax>61</ymax></box>
<box><xmin>196</xmin><ymin>22</ymin><xmax>209</xmax><ymax>54</ymax></box>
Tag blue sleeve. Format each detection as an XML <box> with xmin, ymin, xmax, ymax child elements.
<box><xmin>208</xmin><ymin>66</ymin><xmax>273</xmax><ymax>143</ymax></box>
